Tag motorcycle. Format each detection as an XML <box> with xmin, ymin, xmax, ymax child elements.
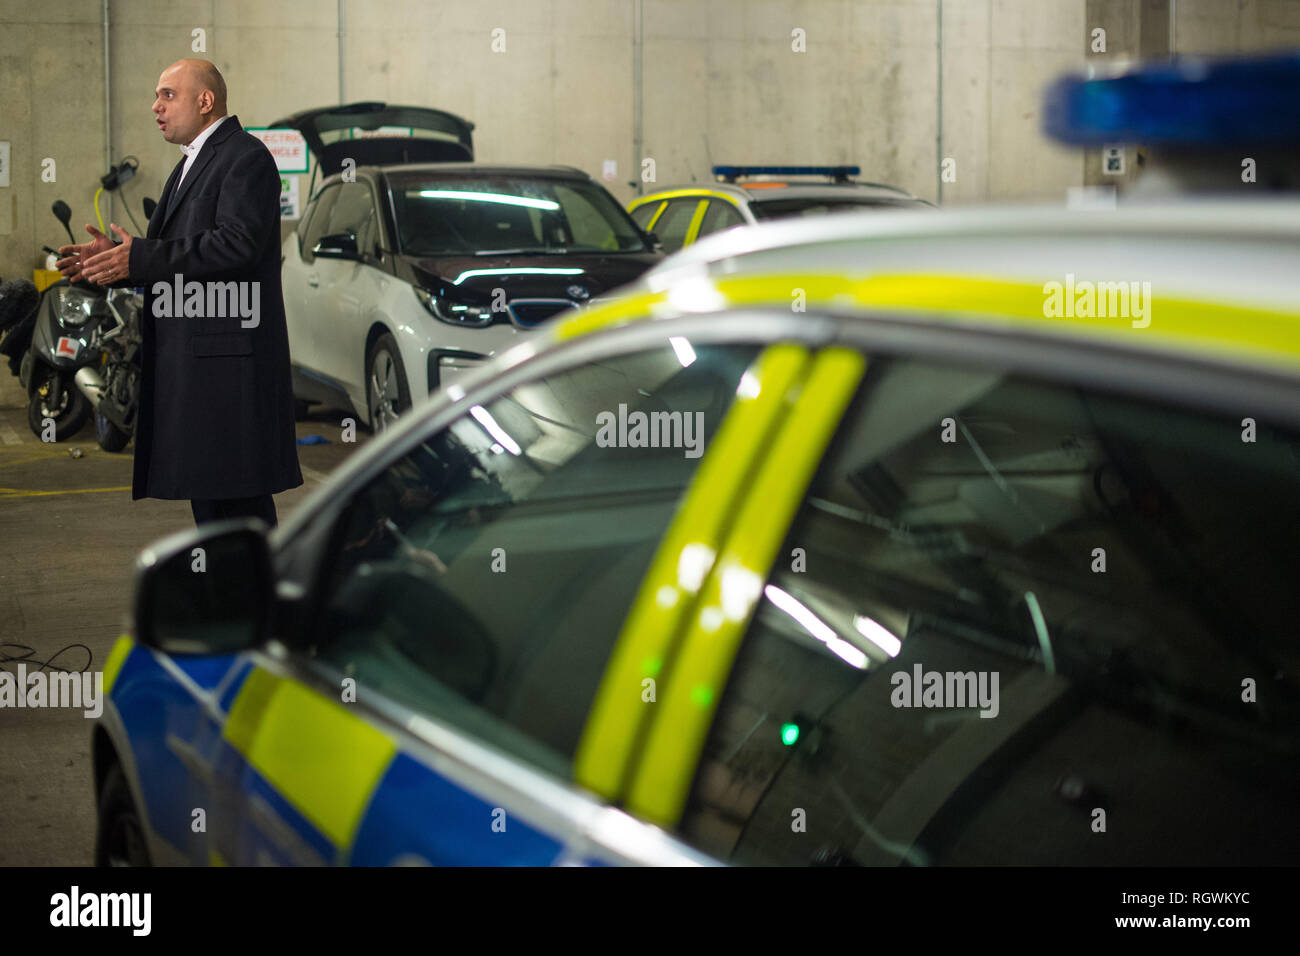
<box><xmin>1</xmin><ymin>199</ymin><xmax>150</xmax><ymax>447</ymax></box>
<box><xmin>75</xmin><ymin>197</ymin><xmax>155</xmax><ymax>451</ymax></box>
<box><xmin>75</xmin><ymin>278</ymin><xmax>144</xmax><ymax>452</ymax></box>
<box><xmin>0</xmin><ymin>278</ymin><xmax>40</xmax><ymax>376</ymax></box>
<box><xmin>13</xmin><ymin>200</ymin><xmax>112</xmax><ymax>441</ymax></box>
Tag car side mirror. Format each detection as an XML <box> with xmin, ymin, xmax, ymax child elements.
<box><xmin>641</xmin><ymin>229</ymin><xmax>663</xmax><ymax>253</ymax></box>
<box><xmin>314</xmin><ymin>232</ymin><xmax>360</xmax><ymax>260</ymax></box>
<box><xmin>133</xmin><ymin>519</ymin><xmax>274</xmax><ymax>655</ymax></box>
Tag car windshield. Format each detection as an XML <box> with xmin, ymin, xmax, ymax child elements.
<box><xmin>391</xmin><ymin>176</ymin><xmax>649</xmax><ymax>256</ymax></box>
<box><xmin>749</xmin><ymin>196</ymin><xmax>928</xmax><ymax>219</ymax></box>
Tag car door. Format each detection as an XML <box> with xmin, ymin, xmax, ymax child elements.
<box><xmin>694</xmin><ymin>198</ymin><xmax>747</xmax><ymax>243</ymax></box>
<box><xmin>649</xmin><ymin>198</ymin><xmax>706</xmax><ymax>254</ymax></box>
<box><xmin>313</xmin><ymin>180</ymin><xmax>386</xmax><ymax>395</ymax></box>
<box><xmin>629</xmin><ymin>199</ymin><xmax>664</xmax><ymax>231</ymax></box>
<box><xmin>282</xmin><ymin>184</ymin><xmax>340</xmax><ymax>380</ymax></box>
<box><xmin>222</xmin><ymin>329</ymin><xmax>784</xmax><ymax>864</ymax></box>
<box><xmin>626</xmin><ymin>328</ymin><xmax>1300</xmax><ymax>866</ymax></box>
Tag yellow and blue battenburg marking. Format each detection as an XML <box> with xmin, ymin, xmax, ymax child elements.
<box><xmin>106</xmin><ymin>642</ymin><xmax>572</xmax><ymax>864</ymax></box>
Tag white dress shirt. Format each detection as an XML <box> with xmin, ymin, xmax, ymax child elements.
<box><xmin>176</xmin><ymin>115</ymin><xmax>229</xmax><ymax>190</ymax></box>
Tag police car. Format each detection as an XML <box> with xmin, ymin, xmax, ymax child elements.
<box><xmin>628</xmin><ymin>165</ymin><xmax>932</xmax><ymax>254</ymax></box>
<box><xmin>94</xmin><ymin>54</ymin><xmax>1300</xmax><ymax>867</ymax></box>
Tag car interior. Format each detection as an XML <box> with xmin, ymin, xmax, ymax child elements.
<box><xmin>679</xmin><ymin>356</ymin><xmax>1300</xmax><ymax>865</ymax></box>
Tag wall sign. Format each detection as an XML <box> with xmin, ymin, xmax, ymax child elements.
<box><xmin>248</xmin><ymin>128</ymin><xmax>309</xmax><ymax>173</ymax></box>
<box><xmin>279</xmin><ymin>175</ymin><xmax>300</xmax><ymax>220</ymax></box>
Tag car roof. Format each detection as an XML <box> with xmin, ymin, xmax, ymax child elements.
<box><xmin>314</xmin><ymin>163</ymin><xmax>598</xmax><ymax>191</ymax></box>
<box><xmin>568</xmin><ymin>199</ymin><xmax>1300</xmax><ymax>376</ymax></box>
<box><xmin>635</xmin><ymin>181</ymin><xmax>922</xmax><ymax>205</ymax></box>
<box><xmin>373</xmin><ymin>163</ymin><xmax>595</xmax><ymax>181</ymax></box>
<box><xmin>741</xmin><ymin>184</ymin><xmax>930</xmax><ymax>204</ymax></box>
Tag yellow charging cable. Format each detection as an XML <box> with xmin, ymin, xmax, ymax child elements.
<box><xmin>93</xmin><ymin>186</ymin><xmax>107</xmax><ymax>234</ymax></box>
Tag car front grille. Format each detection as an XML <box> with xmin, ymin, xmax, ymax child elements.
<box><xmin>505</xmin><ymin>299</ymin><xmax>577</xmax><ymax>328</ymax></box>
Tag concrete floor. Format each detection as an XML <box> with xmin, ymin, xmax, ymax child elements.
<box><xmin>0</xmin><ymin>371</ymin><xmax>364</xmax><ymax>865</ymax></box>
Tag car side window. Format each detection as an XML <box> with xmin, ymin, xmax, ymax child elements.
<box><xmin>697</xmin><ymin>200</ymin><xmax>745</xmax><ymax>238</ymax></box>
<box><xmin>355</xmin><ymin>192</ymin><xmax>383</xmax><ymax>260</ymax></box>
<box><xmin>630</xmin><ymin>201</ymin><xmax>664</xmax><ymax>230</ymax></box>
<box><xmin>552</xmin><ymin>184</ymin><xmax>621</xmax><ymax>251</ymax></box>
<box><xmin>306</xmin><ymin>341</ymin><xmax>762</xmax><ymax>780</ymax></box>
<box><xmin>325</xmin><ymin>182</ymin><xmax>376</xmax><ymax>248</ymax></box>
<box><xmin>653</xmin><ymin>199</ymin><xmax>702</xmax><ymax>253</ymax></box>
<box><xmin>300</xmin><ymin>185</ymin><xmax>340</xmax><ymax>261</ymax></box>
<box><xmin>674</xmin><ymin>355</ymin><xmax>1300</xmax><ymax>866</ymax></box>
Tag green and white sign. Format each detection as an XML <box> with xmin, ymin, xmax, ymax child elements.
<box><xmin>248</xmin><ymin>127</ymin><xmax>309</xmax><ymax>173</ymax></box>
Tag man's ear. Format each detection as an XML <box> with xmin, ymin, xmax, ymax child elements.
<box><xmin>198</xmin><ymin>90</ymin><xmax>213</xmax><ymax>116</ymax></box>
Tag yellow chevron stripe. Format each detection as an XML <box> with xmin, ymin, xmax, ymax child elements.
<box><xmin>625</xmin><ymin>347</ymin><xmax>867</xmax><ymax>826</ymax></box>
<box><xmin>575</xmin><ymin>345</ymin><xmax>812</xmax><ymax>800</ymax></box>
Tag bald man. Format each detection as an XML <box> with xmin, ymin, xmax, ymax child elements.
<box><xmin>58</xmin><ymin>59</ymin><xmax>301</xmax><ymax>527</ymax></box>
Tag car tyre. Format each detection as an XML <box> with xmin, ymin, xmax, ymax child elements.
<box><xmin>366</xmin><ymin>333</ymin><xmax>411</xmax><ymax>433</ymax></box>
<box><xmin>95</xmin><ymin>763</ymin><xmax>151</xmax><ymax>867</ymax></box>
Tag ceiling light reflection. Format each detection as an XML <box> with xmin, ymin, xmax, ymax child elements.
<box><xmin>668</xmin><ymin>336</ymin><xmax>697</xmax><ymax>367</ymax></box>
<box><xmin>470</xmin><ymin>405</ymin><xmax>521</xmax><ymax>455</ymax></box>
<box><xmin>766</xmin><ymin>585</ymin><xmax>869</xmax><ymax>669</ymax></box>
<box><xmin>852</xmin><ymin>614</ymin><xmax>902</xmax><ymax>657</ymax></box>
<box><xmin>417</xmin><ymin>189</ymin><xmax>560</xmax><ymax>211</ymax></box>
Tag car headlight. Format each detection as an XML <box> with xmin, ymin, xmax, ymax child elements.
<box><xmin>414</xmin><ymin>288</ymin><xmax>495</xmax><ymax>329</ymax></box>
<box><xmin>50</xmin><ymin>285</ymin><xmax>105</xmax><ymax>329</ymax></box>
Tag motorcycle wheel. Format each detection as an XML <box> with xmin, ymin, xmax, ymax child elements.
<box><xmin>94</xmin><ymin>407</ymin><xmax>131</xmax><ymax>452</ymax></box>
<box><xmin>27</xmin><ymin>369</ymin><xmax>90</xmax><ymax>441</ymax></box>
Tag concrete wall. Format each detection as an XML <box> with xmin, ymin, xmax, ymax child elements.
<box><xmin>1174</xmin><ymin>0</ymin><xmax>1300</xmax><ymax>52</ymax></box>
<box><xmin>0</xmin><ymin>0</ymin><xmax>109</xmax><ymax>281</ymax></box>
<box><xmin>939</xmin><ymin>0</ymin><xmax>1086</xmax><ymax>203</ymax></box>
<box><xmin>3</xmin><ymin>0</ymin><xmax>1298</xmax><ymax>282</ymax></box>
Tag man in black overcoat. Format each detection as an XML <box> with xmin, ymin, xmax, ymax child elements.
<box><xmin>58</xmin><ymin>58</ymin><xmax>301</xmax><ymax>526</ymax></box>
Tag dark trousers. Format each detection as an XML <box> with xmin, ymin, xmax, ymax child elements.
<box><xmin>190</xmin><ymin>494</ymin><xmax>278</xmax><ymax>528</ymax></box>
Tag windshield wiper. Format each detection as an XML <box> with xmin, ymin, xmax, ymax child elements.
<box><xmin>472</xmin><ymin>247</ymin><xmax>570</xmax><ymax>256</ymax></box>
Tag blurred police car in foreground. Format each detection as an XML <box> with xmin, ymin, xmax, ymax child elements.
<box><xmin>94</xmin><ymin>52</ymin><xmax>1300</xmax><ymax>866</ymax></box>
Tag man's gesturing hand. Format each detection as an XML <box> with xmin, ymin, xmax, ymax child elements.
<box><xmin>55</xmin><ymin>224</ymin><xmax>117</xmax><ymax>283</ymax></box>
<box><xmin>77</xmin><ymin>224</ymin><xmax>135</xmax><ymax>286</ymax></box>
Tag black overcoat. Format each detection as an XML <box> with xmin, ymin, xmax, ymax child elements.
<box><xmin>126</xmin><ymin>115</ymin><xmax>302</xmax><ymax>500</ymax></box>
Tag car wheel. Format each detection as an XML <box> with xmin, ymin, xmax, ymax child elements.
<box><xmin>95</xmin><ymin>764</ymin><xmax>151</xmax><ymax>867</ymax></box>
<box><xmin>366</xmin><ymin>333</ymin><xmax>410</xmax><ymax>433</ymax></box>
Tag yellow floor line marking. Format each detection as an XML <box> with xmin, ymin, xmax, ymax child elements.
<box><xmin>0</xmin><ymin>447</ymin><xmax>123</xmax><ymax>468</ymax></box>
<box><xmin>0</xmin><ymin>454</ymin><xmax>55</xmax><ymax>471</ymax></box>
<box><xmin>0</xmin><ymin>486</ymin><xmax>133</xmax><ymax>499</ymax></box>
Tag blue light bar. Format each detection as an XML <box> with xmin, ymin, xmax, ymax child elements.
<box><xmin>1043</xmin><ymin>51</ymin><xmax>1300</xmax><ymax>147</ymax></box>
<box><xmin>713</xmin><ymin>165</ymin><xmax>861</xmax><ymax>182</ymax></box>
